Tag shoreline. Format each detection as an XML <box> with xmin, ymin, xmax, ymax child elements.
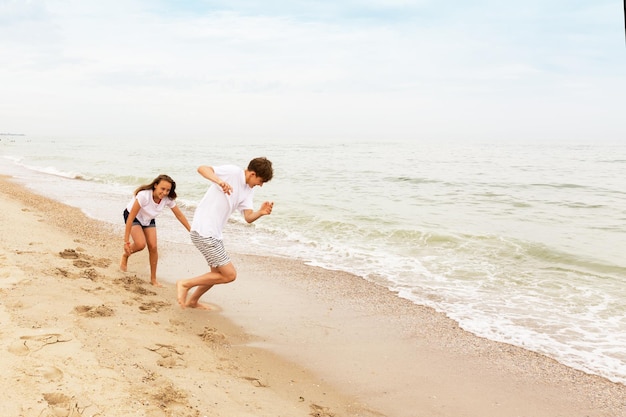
<box><xmin>1</xmin><ymin>175</ymin><xmax>624</xmax><ymax>417</ymax></box>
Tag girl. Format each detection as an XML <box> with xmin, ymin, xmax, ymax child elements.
<box><xmin>121</xmin><ymin>174</ymin><xmax>191</xmax><ymax>287</ymax></box>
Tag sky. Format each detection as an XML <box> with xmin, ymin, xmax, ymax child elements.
<box><xmin>1</xmin><ymin>0</ymin><xmax>624</xmax><ymax>143</ymax></box>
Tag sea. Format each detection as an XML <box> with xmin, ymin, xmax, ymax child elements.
<box><xmin>1</xmin><ymin>134</ymin><xmax>625</xmax><ymax>385</ymax></box>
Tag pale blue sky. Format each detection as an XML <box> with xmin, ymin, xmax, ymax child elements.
<box><xmin>1</xmin><ymin>0</ymin><xmax>624</xmax><ymax>142</ymax></box>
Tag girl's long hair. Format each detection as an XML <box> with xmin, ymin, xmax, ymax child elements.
<box><xmin>134</xmin><ymin>174</ymin><xmax>178</xmax><ymax>199</ymax></box>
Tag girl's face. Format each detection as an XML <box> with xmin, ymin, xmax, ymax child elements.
<box><xmin>153</xmin><ymin>180</ymin><xmax>172</xmax><ymax>200</ymax></box>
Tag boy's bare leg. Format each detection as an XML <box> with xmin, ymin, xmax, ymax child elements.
<box><xmin>186</xmin><ymin>265</ymin><xmax>218</xmax><ymax>308</ymax></box>
<box><xmin>186</xmin><ymin>285</ymin><xmax>213</xmax><ymax>309</ymax></box>
<box><xmin>176</xmin><ymin>281</ymin><xmax>190</xmax><ymax>308</ymax></box>
<box><xmin>176</xmin><ymin>263</ymin><xmax>236</xmax><ymax>309</ymax></box>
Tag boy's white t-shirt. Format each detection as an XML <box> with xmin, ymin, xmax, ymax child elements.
<box><xmin>191</xmin><ymin>165</ymin><xmax>254</xmax><ymax>240</ymax></box>
<box><xmin>126</xmin><ymin>189</ymin><xmax>176</xmax><ymax>226</ymax></box>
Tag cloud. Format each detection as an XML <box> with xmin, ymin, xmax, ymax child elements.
<box><xmin>0</xmin><ymin>0</ymin><xmax>624</xmax><ymax>142</ymax></box>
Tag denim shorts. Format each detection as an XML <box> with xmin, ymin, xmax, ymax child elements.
<box><xmin>123</xmin><ymin>209</ymin><xmax>156</xmax><ymax>228</ymax></box>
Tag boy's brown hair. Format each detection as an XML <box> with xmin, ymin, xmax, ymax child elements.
<box><xmin>248</xmin><ymin>157</ymin><xmax>273</xmax><ymax>182</ymax></box>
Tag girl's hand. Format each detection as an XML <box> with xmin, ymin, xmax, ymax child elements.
<box><xmin>124</xmin><ymin>242</ymin><xmax>131</xmax><ymax>256</ymax></box>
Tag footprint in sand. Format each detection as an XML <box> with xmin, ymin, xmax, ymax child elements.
<box><xmin>139</xmin><ymin>301</ymin><xmax>170</xmax><ymax>313</ymax></box>
<box><xmin>80</xmin><ymin>285</ymin><xmax>105</xmax><ymax>293</ymax></box>
<box><xmin>198</xmin><ymin>326</ymin><xmax>227</xmax><ymax>346</ymax></box>
<box><xmin>56</xmin><ymin>249</ymin><xmax>110</xmax><ymax>281</ymax></box>
<box><xmin>92</xmin><ymin>258</ymin><xmax>112</xmax><ymax>268</ymax></box>
<box><xmin>55</xmin><ymin>268</ymin><xmax>70</xmax><ymax>278</ymax></box>
<box><xmin>73</xmin><ymin>258</ymin><xmax>111</xmax><ymax>270</ymax></box>
<box><xmin>8</xmin><ymin>333</ymin><xmax>72</xmax><ymax>355</ymax></box>
<box><xmin>310</xmin><ymin>403</ymin><xmax>336</xmax><ymax>417</ymax></box>
<box><xmin>81</xmin><ymin>268</ymin><xmax>99</xmax><ymax>280</ymax></box>
<box><xmin>114</xmin><ymin>276</ymin><xmax>157</xmax><ymax>295</ymax></box>
<box><xmin>146</xmin><ymin>344</ymin><xmax>187</xmax><ymax>368</ymax></box>
<box><xmin>60</xmin><ymin>248</ymin><xmax>111</xmax><ymax>268</ymax></box>
<box><xmin>41</xmin><ymin>392</ymin><xmax>82</xmax><ymax>417</ymax></box>
<box><xmin>59</xmin><ymin>249</ymin><xmax>80</xmax><ymax>259</ymax></box>
<box><xmin>34</xmin><ymin>365</ymin><xmax>64</xmax><ymax>382</ymax></box>
<box><xmin>74</xmin><ymin>305</ymin><xmax>115</xmax><ymax>318</ymax></box>
<box><xmin>0</xmin><ymin>264</ymin><xmax>26</xmax><ymax>286</ymax></box>
<box><xmin>240</xmin><ymin>375</ymin><xmax>269</xmax><ymax>387</ymax></box>
<box><xmin>8</xmin><ymin>341</ymin><xmax>30</xmax><ymax>356</ymax></box>
<box><xmin>73</xmin><ymin>259</ymin><xmax>91</xmax><ymax>268</ymax></box>
<box><xmin>152</xmin><ymin>384</ymin><xmax>189</xmax><ymax>413</ymax></box>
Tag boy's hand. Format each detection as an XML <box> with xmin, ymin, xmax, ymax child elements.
<box><xmin>260</xmin><ymin>201</ymin><xmax>273</xmax><ymax>215</ymax></box>
<box><xmin>219</xmin><ymin>182</ymin><xmax>232</xmax><ymax>195</ymax></box>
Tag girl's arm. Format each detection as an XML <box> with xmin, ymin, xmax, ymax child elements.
<box><xmin>171</xmin><ymin>206</ymin><xmax>191</xmax><ymax>232</ymax></box>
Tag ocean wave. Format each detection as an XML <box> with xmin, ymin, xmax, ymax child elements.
<box><xmin>390</xmin><ymin>175</ymin><xmax>441</xmax><ymax>185</ymax></box>
<box><xmin>529</xmin><ymin>182</ymin><xmax>588</xmax><ymax>189</ymax></box>
<box><xmin>21</xmin><ymin>162</ymin><xmax>92</xmax><ymax>181</ymax></box>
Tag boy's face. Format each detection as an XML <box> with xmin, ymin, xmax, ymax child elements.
<box><xmin>247</xmin><ymin>172</ymin><xmax>265</xmax><ymax>188</ymax></box>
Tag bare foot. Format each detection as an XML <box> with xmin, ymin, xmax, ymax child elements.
<box><xmin>186</xmin><ymin>301</ymin><xmax>212</xmax><ymax>310</ymax></box>
<box><xmin>120</xmin><ymin>254</ymin><xmax>128</xmax><ymax>272</ymax></box>
<box><xmin>176</xmin><ymin>281</ymin><xmax>189</xmax><ymax>309</ymax></box>
<box><xmin>150</xmin><ymin>280</ymin><xmax>163</xmax><ymax>288</ymax></box>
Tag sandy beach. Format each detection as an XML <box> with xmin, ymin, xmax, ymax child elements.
<box><xmin>0</xmin><ymin>174</ymin><xmax>624</xmax><ymax>417</ymax></box>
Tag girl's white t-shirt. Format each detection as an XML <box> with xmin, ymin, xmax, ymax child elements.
<box><xmin>126</xmin><ymin>189</ymin><xmax>176</xmax><ymax>226</ymax></box>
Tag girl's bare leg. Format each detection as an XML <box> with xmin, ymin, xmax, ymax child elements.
<box><xmin>120</xmin><ymin>253</ymin><xmax>129</xmax><ymax>271</ymax></box>
<box><xmin>144</xmin><ymin>227</ymin><xmax>161</xmax><ymax>287</ymax></box>
<box><xmin>120</xmin><ymin>225</ymin><xmax>147</xmax><ymax>272</ymax></box>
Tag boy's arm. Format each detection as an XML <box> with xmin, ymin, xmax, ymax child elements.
<box><xmin>197</xmin><ymin>165</ymin><xmax>232</xmax><ymax>195</ymax></box>
<box><xmin>243</xmin><ymin>201</ymin><xmax>274</xmax><ymax>223</ymax></box>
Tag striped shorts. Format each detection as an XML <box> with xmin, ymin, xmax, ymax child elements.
<box><xmin>190</xmin><ymin>231</ymin><xmax>231</xmax><ymax>268</ymax></box>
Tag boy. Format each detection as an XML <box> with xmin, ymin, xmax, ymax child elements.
<box><xmin>176</xmin><ymin>157</ymin><xmax>274</xmax><ymax>309</ymax></box>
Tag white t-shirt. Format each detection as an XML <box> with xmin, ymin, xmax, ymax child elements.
<box><xmin>126</xmin><ymin>189</ymin><xmax>177</xmax><ymax>226</ymax></box>
<box><xmin>191</xmin><ymin>165</ymin><xmax>254</xmax><ymax>239</ymax></box>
